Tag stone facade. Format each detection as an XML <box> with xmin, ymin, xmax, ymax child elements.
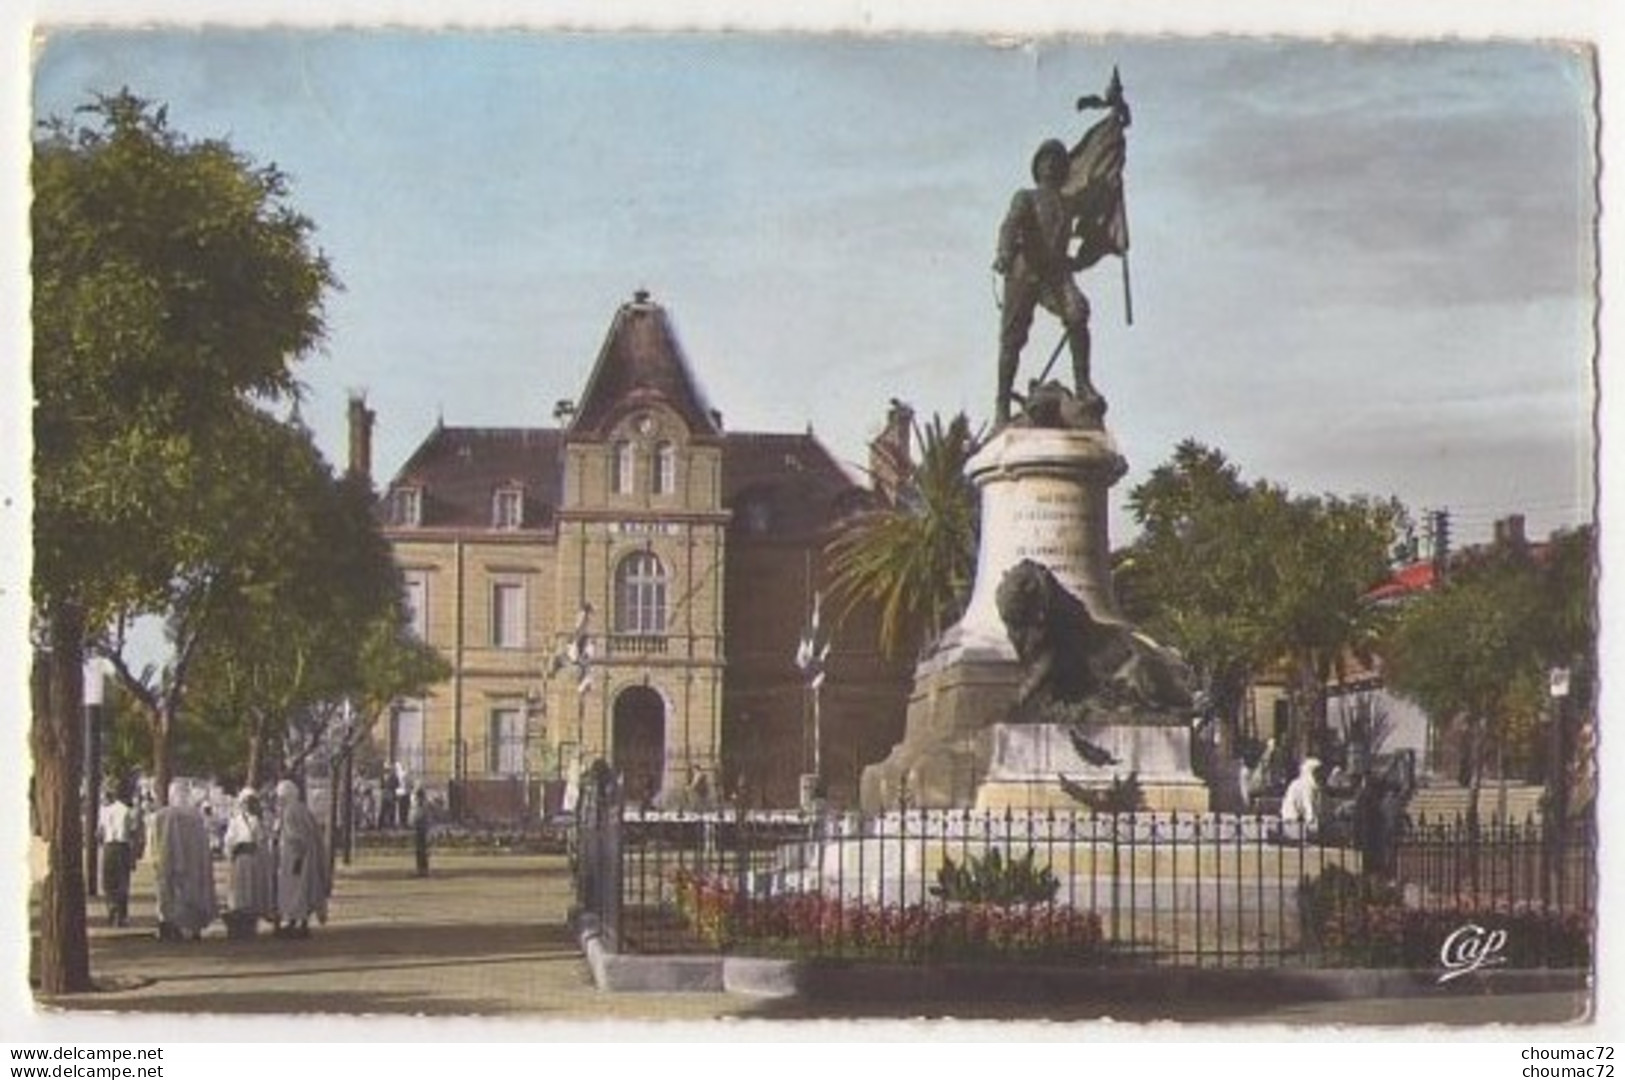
<box><xmin>372</xmin><ymin>292</ymin><xmax>911</xmax><ymax>817</ymax></box>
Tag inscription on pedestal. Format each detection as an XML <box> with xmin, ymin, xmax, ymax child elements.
<box><xmin>955</xmin><ymin>429</ymin><xmax>1126</xmax><ymax>646</ymax></box>
<box><xmin>1009</xmin><ymin>488</ymin><xmax>1092</xmax><ymax>598</ymax></box>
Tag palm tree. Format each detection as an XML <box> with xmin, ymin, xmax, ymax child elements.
<box><xmin>825</xmin><ymin>412</ymin><xmax>982</xmax><ymax>661</ymax></box>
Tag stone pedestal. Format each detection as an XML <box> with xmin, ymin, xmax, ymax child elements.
<box><xmin>974</xmin><ymin>722</ymin><xmax>1211</xmax><ymax>813</ymax></box>
<box><xmin>858</xmin><ymin>653</ymin><xmax>1019</xmax><ymax>811</ymax></box>
<box><xmin>860</xmin><ymin>414</ymin><xmax>1212</xmax><ymax>813</ymax></box>
<box><xmin>960</xmin><ymin>424</ymin><xmax>1129</xmax><ymax>636</ymax></box>
<box><xmin>862</xmin><ymin>423</ymin><xmax>1134</xmax><ymax>811</ymax></box>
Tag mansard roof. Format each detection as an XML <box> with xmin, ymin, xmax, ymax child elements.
<box><xmin>568</xmin><ymin>291</ymin><xmax>723</xmax><ymax>439</ymax></box>
<box><xmin>384</xmin><ymin>422</ymin><xmax>871</xmax><ymax>539</ymax></box>
<box><xmin>721</xmin><ymin>431</ymin><xmax>876</xmax><ymax>539</ymax></box>
<box><xmin>382</xmin><ymin>294</ymin><xmax>877</xmax><ymax>537</ymax></box>
<box><xmin>386</xmin><ymin>426</ymin><xmax>563</xmax><ymax>530</ymax></box>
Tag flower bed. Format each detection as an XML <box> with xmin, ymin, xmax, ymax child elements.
<box><xmin>1299</xmin><ymin>865</ymin><xmax>1592</xmax><ymax>969</ymax></box>
<box><xmin>672</xmin><ymin>869</ymin><xmax>1104</xmax><ymax>963</ymax></box>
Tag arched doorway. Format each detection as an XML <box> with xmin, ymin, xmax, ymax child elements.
<box><xmin>612</xmin><ymin>686</ymin><xmax>666</xmax><ymax>805</ymax></box>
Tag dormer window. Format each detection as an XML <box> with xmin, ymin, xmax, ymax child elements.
<box><xmin>741</xmin><ymin>496</ymin><xmax>772</xmax><ymax>535</ymax></box>
<box><xmin>389</xmin><ymin>485</ymin><xmax>423</xmax><ymax>527</ymax></box>
<box><xmin>653</xmin><ymin>441</ymin><xmax>676</xmax><ymax>495</ymax></box>
<box><xmin>492</xmin><ymin>486</ymin><xmax>524</xmax><ymax>529</ymax></box>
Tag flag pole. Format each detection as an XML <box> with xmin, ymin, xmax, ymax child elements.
<box><xmin>1121</xmin><ymin>252</ymin><xmax>1135</xmax><ymax>327</ymax></box>
<box><xmin>1119</xmin><ymin>172</ymin><xmax>1134</xmax><ymax>326</ymax></box>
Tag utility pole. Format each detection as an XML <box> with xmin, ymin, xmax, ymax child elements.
<box><xmin>1430</xmin><ymin>508</ymin><xmax>1452</xmax><ymax>580</ymax></box>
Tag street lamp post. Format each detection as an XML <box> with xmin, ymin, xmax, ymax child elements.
<box><xmin>1545</xmin><ymin>666</ymin><xmax>1572</xmax><ymax>905</ymax></box>
<box><xmin>82</xmin><ymin>660</ymin><xmax>106</xmax><ymax>899</ymax></box>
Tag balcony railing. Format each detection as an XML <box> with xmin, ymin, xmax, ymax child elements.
<box><xmin>607</xmin><ymin>634</ymin><xmax>669</xmax><ymax>656</ymax></box>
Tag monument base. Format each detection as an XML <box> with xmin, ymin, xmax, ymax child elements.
<box><xmin>973</xmin><ymin>721</ymin><xmax>1210</xmax><ymax>813</ymax></box>
<box><xmin>859</xmin><ymin>637</ymin><xmax>1021</xmax><ymax>811</ymax></box>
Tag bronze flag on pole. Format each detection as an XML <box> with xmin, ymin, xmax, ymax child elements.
<box><xmin>1066</xmin><ymin>67</ymin><xmax>1133</xmax><ymax>323</ymax></box>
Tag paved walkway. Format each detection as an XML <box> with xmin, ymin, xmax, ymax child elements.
<box><xmin>23</xmin><ymin>849</ymin><xmax>1597</xmax><ymax>1034</ymax></box>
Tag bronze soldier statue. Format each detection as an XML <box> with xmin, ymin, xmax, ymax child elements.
<box><xmin>994</xmin><ymin>139</ymin><xmax>1098</xmax><ymax>425</ymax></box>
<box><xmin>993</xmin><ymin>71</ymin><xmax>1132</xmax><ymax>427</ymax></box>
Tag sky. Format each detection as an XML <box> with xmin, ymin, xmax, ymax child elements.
<box><xmin>3</xmin><ymin>0</ymin><xmax>1622</xmax><ymax>1050</ymax></box>
<box><xmin>22</xmin><ymin>27</ymin><xmax>1601</xmax><ymax>549</ymax></box>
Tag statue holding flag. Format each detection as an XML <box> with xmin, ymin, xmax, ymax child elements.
<box><xmin>993</xmin><ymin>69</ymin><xmax>1132</xmax><ymax>427</ymax></box>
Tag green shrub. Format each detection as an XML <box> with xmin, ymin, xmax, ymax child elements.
<box><xmin>929</xmin><ymin>847</ymin><xmax>1061</xmax><ymax>905</ymax></box>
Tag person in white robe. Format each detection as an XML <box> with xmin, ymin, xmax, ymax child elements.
<box><xmin>273</xmin><ymin>779</ymin><xmax>330</xmax><ymax>938</ymax></box>
<box><xmin>151</xmin><ymin>779</ymin><xmax>217</xmax><ymax>941</ymax></box>
<box><xmin>1280</xmin><ymin>757</ymin><xmax>1323</xmax><ymax>837</ymax></box>
<box><xmin>224</xmin><ymin>787</ymin><xmax>275</xmax><ymax>928</ymax></box>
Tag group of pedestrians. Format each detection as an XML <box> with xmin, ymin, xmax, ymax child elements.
<box><xmin>376</xmin><ymin>763</ymin><xmax>431</xmax><ymax>877</ymax></box>
<box><xmin>95</xmin><ymin>777</ymin><xmax>332</xmax><ymax>942</ymax></box>
<box><xmin>377</xmin><ymin>761</ymin><xmax>417</xmax><ymax>829</ymax></box>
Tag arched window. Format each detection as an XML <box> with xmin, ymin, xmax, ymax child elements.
<box><xmin>614</xmin><ymin>551</ymin><xmax>667</xmax><ymax>635</ymax></box>
<box><xmin>612</xmin><ymin>441</ymin><xmax>635</xmax><ymax>494</ymax></box>
<box><xmin>653</xmin><ymin>441</ymin><xmax>676</xmax><ymax>495</ymax></box>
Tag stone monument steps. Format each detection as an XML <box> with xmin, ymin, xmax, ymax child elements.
<box><xmin>1405</xmin><ymin>781</ymin><xmax>1546</xmax><ymax>825</ymax></box>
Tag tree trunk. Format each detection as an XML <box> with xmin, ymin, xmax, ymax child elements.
<box><xmin>30</xmin><ymin>608</ymin><xmax>93</xmax><ymax>994</ymax></box>
<box><xmin>1464</xmin><ymin>717</ymin><xmax>1484</xmax><ymax>832</ymax></box>
<box><xmin>1465</xmin><ymin>716</ymin><xmax>1484</xmax><ymax>891</ymax></box>
<box><xmin>151</xmin><ymin>706</ymin><xmax>176</xmax><ymax>801</ymax></box>
<box><xmin>246</xmin><ymin>728</ymin><xmax>265</xmax><ymax>791</ymax></box>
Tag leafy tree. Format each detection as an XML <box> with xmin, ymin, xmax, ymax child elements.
<box><xmin>1528</xmin><ymin>525</ymin><xmax>1596</xmax><ymax>667</ymax></box>
<box><xmin>1267</xmin><ymin>489</ymin><xmax>1408</xmax><ymax>757</ymax></box>
<box><xmin>1121</xmin><ymin>440</ymin><xmax>1404</xmax><ymax>784</ymax></box>
<box><xmin>1384</xmin><ymin>565</ymin><xmax>1540</xmax><ymax>831</ymax></box>
<box><xmin>826</xmin><ymin>412</ymin><xmax>982</xmax><ymax>660</ymax></box>
<box><xmin>170</xmin><ymin>415</ymin><xmax>421</xmax><ymax>787</ymax></box>
<box><xmin>1385</xmin><ymin>525</ymin><xmax>1596</xmax><ymax>830</ymax></box>
<box><xmin>1118</xmin><ymin>441</ymin><xmax>1260</xmax><ymax>731</ymax></box>
<box><xmin>31</xmin><ymin>91</ymin><xmax>333</xmax><ymax>992</ymax></box>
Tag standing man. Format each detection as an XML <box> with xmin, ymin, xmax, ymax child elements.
<box><xmin>95</xmin><ymin>778</ymin><xmax>139</xmax><ymax>927</ymax></box>
<box><xmin>408</xmin><ymin>783</ymin><xmax>431</xmax><ymax>878</ymax></box>
<box><xmin>380</xmin><ymin>763</ymin><xmax>399</xmax><ymax>829</ymax></box>
<box><xmin>151</xmin><ymin>780</ymin><xmax>217</xmax><ymax>941</ymax></box>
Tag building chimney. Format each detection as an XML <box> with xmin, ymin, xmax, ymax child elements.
<box><xmin>1492</xmin><ymin>514</ymin><xmax>1528</xmax><ymax>551</ymax></box>
<box><xmin>347</xmin><ymin>394</ymin><xmax>376</xmax><ymax>483</ymax></box>
<box><xmin>868</xmin><ymin>398</ymin><xmax>916</xmax><ymax>507</ymax></box>
<box><xmin>1507</xmin><ymin>513</ymin><xmax>1527</xmax><ymax>549</ymax></box>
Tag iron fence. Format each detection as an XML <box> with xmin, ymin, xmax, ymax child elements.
<box><xmin>575</xmin><ymin>799</ymin><xmax>1595</xmax><ymax>971</ymax></box>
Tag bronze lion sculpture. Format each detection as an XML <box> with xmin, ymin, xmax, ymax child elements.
<box><xmin>995</xmin><ymin>558</ymin><xmax>1196</xmax><ymax>720</ymax></box>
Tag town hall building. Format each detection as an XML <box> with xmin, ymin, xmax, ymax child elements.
<box><xmin>358</xmin><ymin>291</ymin><xmax>914</xmax><ymax>819</ymax></box>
